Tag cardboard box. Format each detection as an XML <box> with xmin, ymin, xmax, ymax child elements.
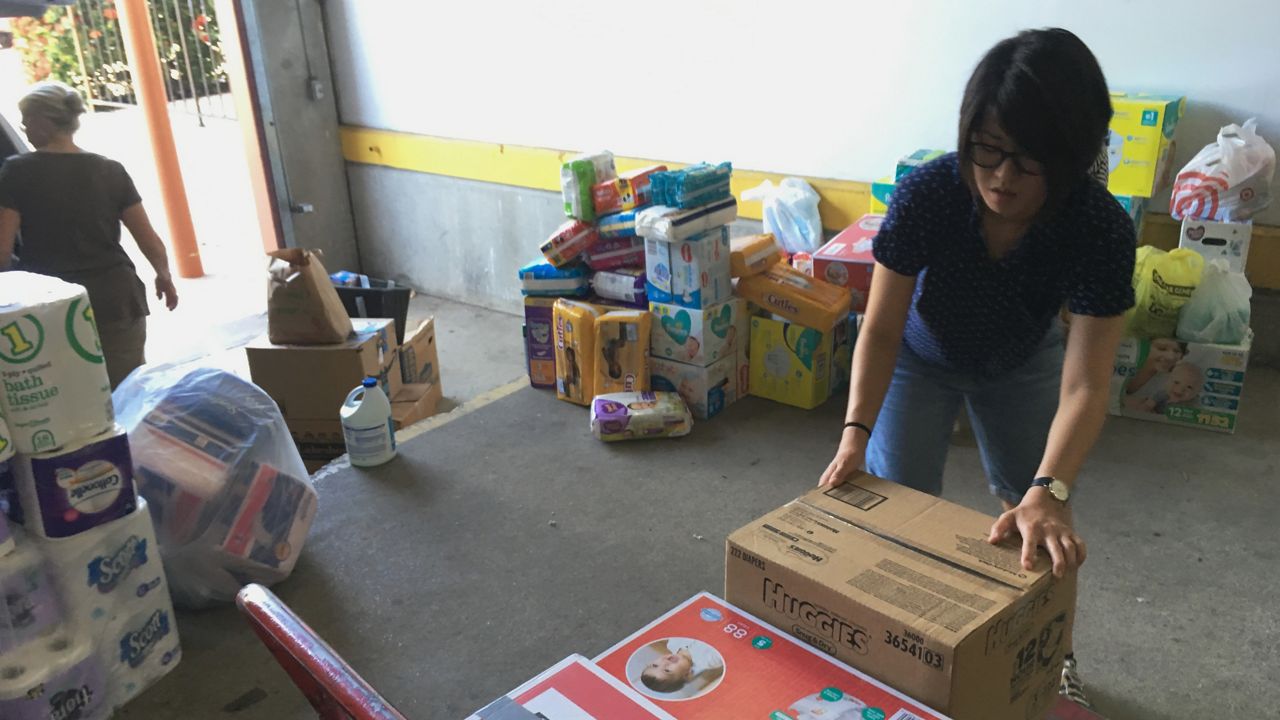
<box><xmin>814</xmin><ymin>215</ymin><xmax>881</xmax><ymax>313</ymax></box>
<box><xmin>644</xmin><ymin>226</ymin><xmax>732</xmax><ymax>309</ymax></box>
<box><xmin>649</xmin><ymin>298</ymin><xmax>746</xmax><ymax>368</ymax></box>
<box><xmin>398</xmin><ymin>317</ymin><xmax>440</xmax><ymax>386</ymax></box>
<box><xmin>650</xmin><ymin>354</ymin><xmax>738</xmax><ymax>420</ymax></box>
<box><xmin>1106</xmin><ymin>92</ymin><xmax>1185</xmax><ymax>197</ymax></box>
<box><xmin>869</xmin><ymin>176</ymin><xmax>895</xmax><ymax>214</ymax></box>
<box><xmin>1179</xmin><ymin>218</ymin><xmax>1252</xmax><ymax>273</ymax></box>
<box><xmin>247</xmin><ymin>318</ymin><xmax>401</xmax><ymax>421</ymax></box>
<box><xmin>895</xmin><ymin>148</ymin><xmax>946</xmax><ymax>180</ymax></box>
<box><xmin>286</xmin><ymin>418</ymin><xmax>346</xmax><ymax>465</ymax></box>
<box><xmin>392</xmin><ymin>382</ymin><xmax>443</xmax><ymax>430</ymax></box>
<box><xmin>1113</xmin><ymin>194</ymin><xmax>1146</xmax><ymax>232</ymax></box>
<box><xmin>726</xmin><ymin>476</ymin><xmax>1075</xmax><ymax>720</ymax></box>
<box><xmin>748</xmin><ymin>315</ymin><xmax>835</xmax><ymax>410</ymax></box>
<box><xmin>1110</xmin><ymin>334</ymin><xmax>1251</xmax><ymax>433</ymax></box>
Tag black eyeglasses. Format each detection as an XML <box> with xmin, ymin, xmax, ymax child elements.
<box><xmin>967</xmin><ymin>141</ymin><xmax>1043</xmax><ymax>176</ymax></box>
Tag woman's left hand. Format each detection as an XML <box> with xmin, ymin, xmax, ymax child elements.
<box><xmin>155</xmin><ymin>273</ymin><xmax>179</xmax><ymax>311</ymax></box>
<box><xmin>987</xmin><ymin>487</ymin><xmax>1086</xmax><ymax>578</ymax></box>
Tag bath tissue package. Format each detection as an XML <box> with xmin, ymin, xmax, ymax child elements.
<box><xmin>0</xmin><ymin>631</ymin><xmax>110</xmax><ymax>720</ymax></box>
<box><xmin>13</xmin><ymin>425</ymin><xmax>137</xmax><ymax>539</ymax></box>
<box><xmin>0</xmin><ymin>271</ymin><xmax>115</xmax><ymax>454</ymax></box>
<box><xmin>0</xmin><ymin>539</ymin><xmax>63</xmax><ymax>654</ymax></box>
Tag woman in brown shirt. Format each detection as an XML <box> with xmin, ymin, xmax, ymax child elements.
<box><xmin>0</xmin><ymin>81</ymin><xmax>178</xmax><ymax>388</ymax></box>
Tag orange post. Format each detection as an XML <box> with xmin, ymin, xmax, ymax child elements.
<box><xmin>115</xmin><ymin>0</ymin><xmax>205</xmax><ymax>278</ymax></box>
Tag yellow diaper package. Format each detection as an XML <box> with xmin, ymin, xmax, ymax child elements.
<box><xmin>734</xmin><ymin>263</ymin><xmax>852</xmax><ymax>331</ymax></box>
<box><xmin>595</xmin><ymin>310</ymin><xmax>653</xmax><ymax>395</ymax></box>
<box><xmin>748</xmin><ymin>316</ymin><xmax>835</xmax><ymax>410</ymax></box>
<box><xmin>730</xmin><ymin>233</ymin><xmax>782</xmax><ymax>278</ymax></box>
<box><xmin>554</xmin><ymin>299</ymin><xmax>605</xmax><ymax>405</ymax></box>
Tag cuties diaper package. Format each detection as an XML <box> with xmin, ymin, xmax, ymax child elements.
<box><xmin>554</xmin><ymin>300</ymin><xmax>605</xmax><ymax>405</ymax></box>
<box><xmin>595</xmin><ymin>311</ymin><xmax>652</xmax><ymax>396</ymax></box>
<box><xmin>540</xmin><ymin>220</ymin><xmax>599</xmax><ymax>267</ymax></box>
<box><xmin>735</xmin><ymin>263</ymin><xmax>852</xmax><ymax>331</ymax></box>
<box><xmin>729</xmin><ymin>233</ymin><xmax>782</xmax><ymax>278</ymax></box>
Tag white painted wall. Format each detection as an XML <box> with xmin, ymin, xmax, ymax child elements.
<box><xmin>325</xmin><ymin>0</ymin><xmax>1280</xmax><ymax>224</ymax></box>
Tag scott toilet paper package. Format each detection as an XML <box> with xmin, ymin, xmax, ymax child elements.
<box><xmin>12</xmin><ymin>425</ymin><xmax>137</xmax><ymax>539</ymax></box>
<box><xmin>0</xmin><ymin>272</ymin><xmax>115</xmax><ymax>454</ymax></box>
<box><xmin>0</xmin><ymin>631</ymin><xmax>110</xmax><ymax>720</ymax></box>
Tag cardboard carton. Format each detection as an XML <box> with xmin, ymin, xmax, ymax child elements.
<box><xmin>644</xmin><ymin>226</ymin><xmax>732</xmax><ymax>309</ymax></box>
<box><xmin>398</xmin><ymin>317</ymin><xmax>440</xmax><ymax>387</ymax></box>
<box><xmin>650</xmin><ymin>354</ymin><xmax>738</xmax><ymax>420</ymax></box>
<box><xmin>649</xmin><ymin>298</ymin><xmax>747</xmax><ymax>368</ymax></box>
<box><xmin>814</xmin><ymin>215</ymin><xmax>881</xmax><ymax>313</ymax></box>
<box><xmin>1106</xmin><ymin>92</ymin><xmax>1185</xmax><ymax>197</ymax></box>
<box><xmin>748</xmin><ymin>316</ymin><xmax>836</xmax><ymax>410</ymax></box>
<box><xmin>1178</xmin><ymin>218</ymin><xmax>1252</xmax><ymax>273</ymax></box>
<box><xmin>391</xmin><ymin>382</ymin><xmax>444</xmax><ymax>430</ymax></box>
<box><xmin>1110</xmin><ymin>334</ymin><xmax>1251</xmax><ymax>433</ymax></box>
<box><xmin>726</xmin><ymin>476</ymin><xmax>1075</xmax><ymax>720</ymax></box>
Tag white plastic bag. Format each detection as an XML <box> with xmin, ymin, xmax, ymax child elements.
<box><xmin>741</xmin><ymin>177</ymin><xmax>823</xmax><ymax>254</ymax></box>
<box><xmin>113</xmin><ymin>365</ymin><xmax>319</xmax><ymax>608</ymax></box>
<box><xmin>1170</xmin><ymin>119</ymin><xmax>1276</xmax><ymax>221</ymax></box>
<box><xmin>1175</xmin><ymin>259</ymin><xmax>1252</xmax><ymax>345</ymax></box>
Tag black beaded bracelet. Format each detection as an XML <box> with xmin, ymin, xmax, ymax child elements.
<box><xmin>843</xmin><ymin>421</ymin><xmax>873</xmax><ymax>438</ymax></box>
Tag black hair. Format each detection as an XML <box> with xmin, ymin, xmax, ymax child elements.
<box><xmin>640</xmin><ymin>670</ymin><xmax>686</xmax><ymax>694</ymax></box>
<box><xmin>958</xmin><ymin>28</ymin><xmax>1112</xmax><ymax>211</ymax></box>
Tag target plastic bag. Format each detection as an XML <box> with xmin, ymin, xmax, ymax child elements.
<box><xmin>1126</xmin><ymin>246</ymin><xmax>1204</xmax><ymax>340</ymax></box>
<box><xmin>741</xmin><ymin>178</ymin><xmax>823</xmax><ymax>254</ymax></box>
<box><xmin>113</xmin><ymin>366</ymin><xmax>318</xmax><ymax>608</ymax></box>
<box><xmin>1176</xmin><ymin>259</ymin><xmax>1252</xmax><ymax>345</ymax></box>
<box><xmin>1170</xmin><ymin>119</ymin><xmax>1276</xmax><ymax>222</ymax></box>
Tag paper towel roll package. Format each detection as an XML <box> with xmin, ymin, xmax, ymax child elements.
<box><xmin>0</xmin><ymin>632</ymin><xmax>110</xmax><ymax>720</ymax></box>
<box><xmin>0</xmin><ymin>272</ymin><xmax>115</xmax><ymax>454</ymax></box>
<box><xmin>0</xmin><ymin>539</ymin><xmax>63</xmax><ymax>653</ymax></box>
<box><xmin>13</xmin><ymin>425</ymin><xmax>137</xmax><ymax>539</ymax></box>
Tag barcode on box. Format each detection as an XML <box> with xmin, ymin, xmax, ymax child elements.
<box><xmin>825</xmin><ymin>482</ymin><xmax>887</xmax><ymax>511</ymax></box>
<box><xmin>889</xmin><ymin>711</ymin><xmax>927</xmax><ymax>720</ymax></box>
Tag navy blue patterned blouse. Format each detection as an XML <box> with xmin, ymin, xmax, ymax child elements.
<box><xmin>872</xmin><ymin>153</ymin><xmax>1136</xmax><ymax>377</ymax></box>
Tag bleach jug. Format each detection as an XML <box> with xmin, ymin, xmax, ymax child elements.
<box><xmin>340</xmin><ymin>377</ymin><xmax>397</xmax><ymax>466</ymax></box>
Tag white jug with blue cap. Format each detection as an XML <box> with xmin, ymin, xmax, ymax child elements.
<box><xmin>340</xmin><ymin>377</ymin><xmax>397</xmax><ymax>467</ymax></box>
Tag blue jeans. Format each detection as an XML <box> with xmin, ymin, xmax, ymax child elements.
<box><xmin>866</xmin><ymin>325</ymin><xmax>1065</xmax><ymax>506</ymax></box>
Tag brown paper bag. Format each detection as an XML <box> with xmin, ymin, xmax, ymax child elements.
<box><xmin>266</xmin><ymin>248</ymin><xmax>354</xmax><ymax>345</ymax></box>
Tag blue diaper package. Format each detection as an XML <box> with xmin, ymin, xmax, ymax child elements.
<box><xmin>597</xmin><ymin>209</ymin><xmax>640</xmax><ymax>239</ymax></box>
<box><xmin>650</xmin><ymin>162</ymin><xmax>733</xmax><ymax>209</ymax></box>
<box><xmin>518</xmin><ymin>259</ymin><xmax>591</xmax><ymax>297</ymax></box>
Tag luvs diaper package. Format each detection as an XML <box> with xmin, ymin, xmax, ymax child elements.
<box><xmin>561</xmin><ymin>151</ymin><xmax>617</xmax><ymax>222</ymax></box>
<box><xmin>590</xmin><ymin>391</ymin><xmax>692</xmax><ymax>442</ymax></box>
<box><xmin>597</xmin><ymin>209</ymin><xmax>641</xmax><ymax>239</ymax></box>
<box><xmin>644</xmin><ymin>226</ymin><xmax>731</xmax><ymax>309</ymax></box>
<box><xmin>585</xmin><ymin>237</ymin><xmax>645</xmax><ymax>271</ymax></box>
<box><xmin>523</xmin><ymin>297</ymin><xmax>557</xmax><ymax>389</ymax></box>
<box><xmin>592</xmin><ymin>164</ymin><xmax>667</xmax><ymax>216</ymax></box>
<box><xmin>650</xmin><ymin>354</ymin><xmax>738</xmax><ymax>420</ymax></box>
<box><xmin>730</xmin><ymin>233</ymin><xmax>782</xmax><ymax>278</ymax></box>
<box><xmin>591</xmin><ymin>268</ymin><xmax>647</xmax><ymax>308</ymax></box>
<box><xmin>649</xmin><ymin>297</ymin><xmax>746</xmax><ymax>367</ymax></box>
<box><xmin>735</xmin><ymin>262</ymin><xmax>853</xmax><ymax>330</ymax></box>
<box><xmin>553</xmin><ymin>300</ymin><xmax>605</xmax><ymax>405</ymax></box>
<box><xmin>594</xmin><ymin>310</ymin><xmax>652</xmax><ymax>395</ymax></box>
<box><xmin>540</xmin><ymin>219</ymin><xmax>599</xmax><ymax>267</ymax></box>
<box><xmin>748</xmin><ymin>315</ymin><xmax>837</xmax><ymax>410</ymax></box>
<box><xmin>519</xmin><ymin>259</ymin><xmax>590</xmax><ymax>297</ymax></box>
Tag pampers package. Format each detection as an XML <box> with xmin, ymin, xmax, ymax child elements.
<box><xmin>561</xmin><ymin>150</ymin><xmax>616</xmax><ymax>222</ymax></box>
<box><xmin>645</xmin><ymin>226</ymin><xmax>732</xmax><ymax>309</ymax></box>
<box><xmin>729</xmin><ymin>233</ymin><xmax>782</xmax><ymax>278</ymax></box>
<box><xmin>650</xmin><ymin>354</ymin><xmax>738</xmax><ymax>421</ymax></box>
<box><xmin>553</xmin><ymin>299</ymin><xmax>604</xmax><ymax>405</ymax></box>
<box><xmin>518</xmin><ymin>259</ymin><xmax>591</xmax><ymax>298</ymax></box>
<box><xmin>590</xmin><ymin>392</ymin><xmax>693</xmax><ymax>442</ymax></box>
<box><xmin>735</xmin><ymin>262</ymin><xmax>852</xmax><ymax>331</ymax></box>
<box><xmin>649</xmin><ymin>298</ymin><xmax>746</xmax><ymax>367</ymax></box>
<box><xmin>748</xmin><ymin>315</ymin><xmax>838</xmax><ymax>410</ymax></box>
<box><xmin>594</xmin><ymin>310</ymin><xmax>652</xmax><ymax>395</ymax></box>
<box><xmin>540</xmin><ymin>219</ymin><xmax>599</xmax><ymax>267</ymax></box>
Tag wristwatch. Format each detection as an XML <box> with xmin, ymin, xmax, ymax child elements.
<box><xmin>1031</xmin><ymin>476</ymin><xmax>1071</xmax><ymax>503</ymax></box>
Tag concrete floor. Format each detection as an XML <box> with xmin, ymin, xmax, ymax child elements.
<box><xmin>120</xmin><ymin>293</ymin><xmax>1279</xmax><ymax>720</ymax></box>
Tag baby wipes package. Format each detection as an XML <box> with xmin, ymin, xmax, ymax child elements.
<box><xmin>649</xmin><ymin>162</ymin><xmax>733</xmax><ymax>208</ymax></box>
<box><xmin>585</xmin><ymin>237</ymin><xmax>646</xmax><ymax>271</ymax></box>
<box><xmin>735</xmin><ymin>262</ymin><xmax>853</xmax><ymax>330</ymax></box>
<box><xmin>650</xmin><ymin>354</ymin><xmax>739</xmax><ymax>420</ymax></box>
<box><xmin>553</xmin><ymin>300</ymin><xmax>605</xmax><ymax>406</ymax></box>
<box><xmin>594</xmin><ymin>311</ymin><xmax>652</xmax><ymax>395</ymax></box>
<box><xmin>519</xmin><ymin>259</ymin><xmax>591</xmax><ymax>298</ymax></box>
<box><xmin>561</xmin><ymin>151</ymin><xmax>616</xmax><ymax>222</ymax></box>
<box><xmin>591</xmin><ymin>268</ymin><xmax>647</xmax><ymax>308</ymax></box>
<box><xmin>540</xmin><ymin>219</ymin><xmax>599</xmax><ymax>267</ymax></box>
<box><xmin>645</xmin><ymin>226</ymin><xmax>732</xmax><ymax>309</ymax></box>
<box><xmin>649</xmin><ymin>298</ymin><xmax>746</xmax><ymax>367</ymax></box>
<box><xmin>730</xmin><ymin>233</ymin><xmax>782</xmax><ymax>278</ymax></box>
<box><xmin>636</xmin><ymin>197</ymin><xmax>738</xmax><ymax>243</ymax></box>
<box><xmin>590</xmin><ymin>392</ymin><xmax>693</xmax><ymax>442</ymax></box>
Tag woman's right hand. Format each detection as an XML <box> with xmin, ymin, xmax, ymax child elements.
<box><xmin>817</xmin><ymin>432</ymin><xmax>868</xmax><ymax>488</ymax></box>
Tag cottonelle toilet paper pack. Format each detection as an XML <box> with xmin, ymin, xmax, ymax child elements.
<box><xmin>0</xmin><ymin>272</ymin><xmax>114</xmax><ymax>454</ymax></box>
<box><xmin>0</xmin><ymin>630</ymin><xmax>110</xmax><ymax>720</ymax></box>
<box><xmin>13</xmin><ymin>425</ymin><xmax>138</xmax><ymax>539</ymax></box>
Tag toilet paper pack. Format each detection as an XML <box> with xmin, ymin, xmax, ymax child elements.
<box><xmin>0</xmin><ymin>538</ymin><xmax>63</xmax><ymax>654</ymax></box>
<box><xmin>13</xmin><ymin>425</ymin><xmax>137</xmax><ymax>539</ymax></box>
<box><xmin>0</xmin><ymin>272</ymin><xmax>115</xmax><ymax>454</ymax></box>
<box><xmin>100</xmin><ymin>601</ymin><xmax>181</xmax><ymax>708</ymax></box>
<box><xmin>0</xmin><ymin>631</ymin><xmax>109</xmax><ymax>720</ymax></box>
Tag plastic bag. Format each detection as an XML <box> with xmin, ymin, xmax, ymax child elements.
<box><xmin>1176</xmin><ymin>259</ymin><xmax>1251</xmax><ymax>345</ymax></box>
<box><xmin>1126</xmin><ymin>246</ymin><xmax>1204</xmax><ymax>340</ymax></box>
<box><xmin>741</xmin><ymin>178</ymin><xmax>823</xmax><ymax>254</ymax></box>
<box><xmin>1170</xmin><ymin>119</ymin><xmax>1276</xmax><ymax>221</ymax></box>
<box><xmin>113</xmin><ymin>365</ymin><xmax>318</xmax><ymax>608</ymax></box>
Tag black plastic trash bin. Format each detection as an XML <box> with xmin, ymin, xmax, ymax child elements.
<box><xmin>334</xmin><ymin>279</ymin><xmax>412</xmax><ymax>345</ymax></box>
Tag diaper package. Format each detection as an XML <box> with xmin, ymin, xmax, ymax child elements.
<box><xmin>561</xmin><ymin>151</ymin><xmax>616</xmax><ymax>222</ymax></box>
<box><xmin>649</xmin><ymin>297</ymin><xmax>746</xmax><ymax>367</ymax></box>
<box><xmin>597</xmin><ymin>209</ymin><xmax>641</xmax><ymax>239</ymax></box>
<box><xmin>553</xmin><ymin>300</ymin><xmax>605</xmax><ymax>405</ymax></box>
<box><xmin>518</xmin><ymin>259</ymin><xmax>591</xmax><ymax>298</ymax></box>
<box><xmin>730</xmin><ymin>233</ymin><xmax>783</xmax><ymax>278</ymax></box>
<box><xmin>650</xmin><ymin>354</ymin><xmax>739</xmax><ymax>420</ymax></box>
<box><xmin>636</xmin><ymin>197</ymin><xmax>738</xmax><ymax>243</ymax></box>
<box><xmin>523</xmin><ymin>297</ymin><xmax>557</xmax><ymax>389</ymax></box>
<box><xmin>650</xmin><ymin>162</ymin><xmax>733</xmax><ymax>208</ymax></box>
<box><xmin>590</xmin><ymin>392</ymin><xmax>693</xmax><ymax>442</ymax></box>
<box><xmin>735</xmin><ymin>262</ymin><xmax>853</xmax><ymax>330</ymax></box>
<box><xmin>645</xmin><ymin>226</ymin><xmax>732</xmax><ymax>309</ymax></box>
<box><xmin>585</xmin><ymin>237</ymin><xmax>646</xmax><ymax>271</ymax></box>
<box><xmin>813</xmin><ymin>214</ymin><xmax>881</xmax><ymax>313</ymax></box>
<box><xmin>540</xmin><ymin>219</ymin><xmax>599</xmax><ymax>267</ymax></box>
<box><xmin>749</xmin><ymin>315</ymin><xmax>837</xmax><ymax>410</ymax></box>
<box><xmin>592</xmin><ymin>164</ymin><xmax>667</xmax><ymax>216</ymax></box>
<box><xmin>591</xmin><ymin>268</ymin><xmax>647</xmax><ymax>308</ymax></box>
<box><xmin>594</xmin><ymin>310</ymin><xmax>652</xmax><ymax>395</ymax></box>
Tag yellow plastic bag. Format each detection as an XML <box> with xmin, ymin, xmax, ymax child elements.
<box><xmin>1126</xmin><ymin>246</ymin><xmax>1204</xmax><ymax>339</ymax></box>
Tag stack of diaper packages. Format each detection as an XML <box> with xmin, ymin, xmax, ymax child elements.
<box><xmin>0</xmin><ymin>272</ymin><xmax>180</xmax><ymax>717</ymax></box>
<box><xmin>639</xmin><ymin>164</ymin><xmax>750</xmax><ymax>420</ymax></box>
